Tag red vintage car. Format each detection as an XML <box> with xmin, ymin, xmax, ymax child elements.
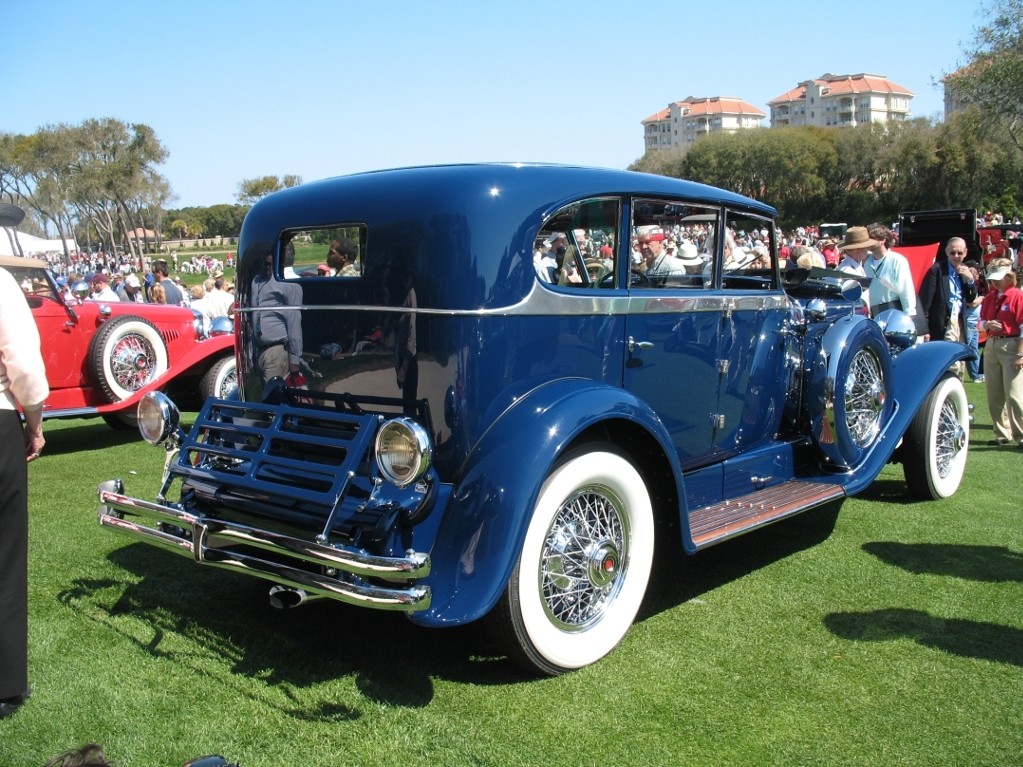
<box><xmin>0</xmin><ymin>254</ymin><xmax>236</xmax><ymax>427</ymax></box>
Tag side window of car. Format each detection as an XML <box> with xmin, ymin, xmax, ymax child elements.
<box><xmin>721</xmin><ymin>210</ymin><xmax>777</xmax><ymax>290</ymax></box>
<box><xmin>630</xmin><ymin>200</ymin><xmax>717</xmax><ymax>289</ymax></box>
<box><xmin>280</xmin><ymin>225</ymin><xmax>367</xmax><ymax>279</ymax></box>
<box><xmin>535</xmin><ymin>198</ymin><xmax>620</xmax><ymax>289</ymax></box>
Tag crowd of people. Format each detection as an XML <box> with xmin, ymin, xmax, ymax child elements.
<box><xmin>47</xmin><ymin>258</ymin><xmax>236</xmax><ymax>329</ymax></box>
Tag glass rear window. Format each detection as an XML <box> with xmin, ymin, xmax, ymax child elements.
<box><xmin>280</xmin><ymin>225</ymin><xmax>367</xmax><ymax>279</ymax></box>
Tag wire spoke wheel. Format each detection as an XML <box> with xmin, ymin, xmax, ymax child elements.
<box><xmin>844</xmin><ymin>348</ymin><xmax>885</xmax><ymax>447</ymax></box>
<box><xmin>110</xmin><ymin>332</ymin><xmax>160</xmax><ymax>390</ymax></box>
<box><xmin>935</xmin><ymin>396</ymin><xmax>967</xmax><ymax>478</ymax></box>
<box><xmin>540</xmin><ymin>485</ymin><xmax>627</xmax><ymax>630</ymax></box>
<box><xmin>87</xmin><ymin>316</ymin><xmax>169</xmax><ymax>402</ymax></box>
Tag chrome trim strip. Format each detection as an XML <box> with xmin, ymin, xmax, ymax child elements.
<box><xmin>237</xmin><ymin>279</ymin><xmax>792</xmax><ymax>319</ymax></box>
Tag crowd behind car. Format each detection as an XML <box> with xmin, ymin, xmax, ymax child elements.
<box><xmin>21</xmin><ymin>248</ymin><xmax>237</xmax><ymax>331</ymax></box>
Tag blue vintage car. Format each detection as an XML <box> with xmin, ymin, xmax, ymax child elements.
<box><xmin>98</xmin><ymin>164</ymin><xmax>971</xmax><ymax>675</ymax></box>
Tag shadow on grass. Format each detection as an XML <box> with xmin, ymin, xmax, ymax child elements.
<box><xmin>41</xmin><ymin>419</ymin><xmax>143</xmax><ymax>456</ymax></box>
<box><xmin>639</xmin><ymin>500</ymin><xmax>843</xmax><ymax>621</ymax></box>
<box><xmin>853</xmin><ymin>476</ymin><xmax>920</xmax><ymax>505</ymax></box>
<box><xmin>57</xmin><ymin>543</ymin><xmax>530</xmax><ymax>718</ymax></box>
<box><xmin>824</xmin><ymin>608</ymin><xmax>1023</xmax><ymax>666</ymax></box>
<box><xmin>863</xmin><ymin>542</ymin><xmax>1023</xmax><ymax>582</ymax></box>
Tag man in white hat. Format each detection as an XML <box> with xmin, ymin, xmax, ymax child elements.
<box><xmin>117</xmin><ymin>273</ymin><xmax>145</xmax><ymax>303</ymax></box>
<box><xmin>978</xmin><ymin>258</ymin><xmax>1023</xmax><ymax>447</ymax></box>
<box><xmin>534</xmin><ymin>233</ymin><xmax>564</xmax><ymax>282</ymax></box>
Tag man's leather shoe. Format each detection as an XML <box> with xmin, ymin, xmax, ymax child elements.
<box><xmin>0</xmin><ymin>690</ymin><xmax>30</xmax><ymax>720</ymax></box>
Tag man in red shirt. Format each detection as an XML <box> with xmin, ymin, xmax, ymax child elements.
<box><xmin>978</xmin><ymin>258</ymin><xmax>1023</xmax><ymax>447</ymax></box>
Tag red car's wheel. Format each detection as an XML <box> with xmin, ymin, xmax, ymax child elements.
<box><xmin>87</xmin><ymin>316</ymin><xmax>169</xmax><ymax>402</ymax></box>
<box><xmin>200</xmin><ymin>354</ymin><xmax>237</xmax><ymax>400</ymax></box>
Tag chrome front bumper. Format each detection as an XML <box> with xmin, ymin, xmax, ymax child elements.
<box><xmin>98</xmin><ymin>485</ymin><xmax>432</xmax><ymax>612</ymax></box>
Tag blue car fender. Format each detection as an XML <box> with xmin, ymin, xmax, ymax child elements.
<box><xmin>410</xmin><ymin>377</ymin><xmax>680</xmax><ymax>627</ymax></box>
<box><xmin>890</xmin><ymin>338</ymin><xmax>973</xmax><ymax>402</ymax></box>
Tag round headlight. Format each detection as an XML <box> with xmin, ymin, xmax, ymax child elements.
<box><xmin>137</xmin><ymin>391</ymin><xmax>180</xmax><ymax>445</ymax></box>
<box><xmin>375</xmin><ymin>417</ymin><xmax>432</xmax><ymax>487</ymax></box>
<box><xmin>71</xmin><ymin>280</ymin><xmax>90</xmax><ymax>300</ymax></box>
<box><xmin>873</xmin><ymin>308</ymin><xmax>917</xmax><ymax>349</ymax></box>
<box><xmin>209</xmin><ymin>316</ymin><xmax>233</xmax><ymax>337</ymax></box>
<box><xmin>191</xmin><ymin>309</ymin><xmax>207</xmax><ymax>339</ymax></box>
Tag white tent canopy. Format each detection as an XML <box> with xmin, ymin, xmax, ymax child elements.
<box><xmin>0</xmin><ymin>229</ymin><xmax>77</xmax><ymax>257</ymax></box>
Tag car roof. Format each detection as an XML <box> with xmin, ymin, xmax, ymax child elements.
<box><xmin>250</xmin><ymin>163</ymin><xmax>777</xmax><ymax>223</ymax></box>
<box><xmin>0</xmin><ymin>254</ymin><xmax>49</xmax><ymax>270</ymax></box>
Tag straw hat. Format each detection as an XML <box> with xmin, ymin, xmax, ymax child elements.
<box><xmin>837</xmin><ymin>226</ymin><xmax>879</xmax><ymax>252</ymax></box>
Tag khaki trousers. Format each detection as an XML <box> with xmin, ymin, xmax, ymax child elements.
<box><xmin>984</xmin><ymin>336</ymin><xmax>1023</xmax><ymax>443</ymax></box>
<box><xmin>943</xmin><ymin>315</ymin><xmax>965</xmax><ymax>378</ymax></box>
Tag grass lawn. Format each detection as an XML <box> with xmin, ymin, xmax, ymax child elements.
<box><xmin>2</xmin><ymin>383</ymin><xmax>1020</xmax><ymax>767</ymax></box>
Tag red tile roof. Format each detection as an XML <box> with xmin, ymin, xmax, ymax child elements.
<box><xmin>768</xmin><ymin>73</ymin><xmax>913</xmax><ymax>105</ymax></box>
<box><xmin>642</xmin><ymin>97</ymin><xmax>765</xmax><ymax>124</ymax></box>
<box><xmin>680</xmin><ymin>97</ymin><xmax>765</xmax><ymax>117</ymax></box>
<box><xmin>641</xmin><ymin>108</ymin><xmax>670</xmax><ymax>125</ymax></box>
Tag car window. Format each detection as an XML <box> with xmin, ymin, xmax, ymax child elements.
<box><xmin>535</xmin><ymin>198</ymin><xmax>620</xmax><ymax>289</ymax></box>
<box><xmin>630</xmin><ymin>200</ymin><xmax>717</xmax><ymax>289</ymax></box>
<box><xmin>279</xmin><ymin>225</ymin><xmax>367</xmax><ymax>279</ymax></box>
<box><xmin>2</xmin><ymin>263</ymin><xmax>58</xmax><ymax>299</ymax></box>
<box><xmin>721</xmin><ymin>210</ymin><xmax>777</xmax><ymax>290</ymax></box>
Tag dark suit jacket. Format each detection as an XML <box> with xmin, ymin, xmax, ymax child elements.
<box><xmin>918</xmin><ymin>257</ymin><xmax>978</xmax><ymax>340</ymax></box>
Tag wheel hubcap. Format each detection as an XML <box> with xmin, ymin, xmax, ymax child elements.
<box><xmin>586</xmin><ymin>541</ymin><xmax>620</xmax><ymax>588</ymax></box>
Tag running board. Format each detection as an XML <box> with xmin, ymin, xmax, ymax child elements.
<box><xmin>689</xmin><ymin>480</ymin><xmax>845</xmax><ymax>550</ymax></box>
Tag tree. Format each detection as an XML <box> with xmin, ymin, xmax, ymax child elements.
<box><xmin>0</xmin><ymin>119</ymin><xmax>170</xmax><ymax>264</ymax></box>
<box><xmin>202</xmin><ymin>204</ymin><xmax>247</xmax><ymax>239</ymax></box>
<box><xmin>236</xmin><ymin>174</ymin><xmax>302</xmax><ymax>205</ymax></box>
<box><xmin>169</xmin><ymin>218</ymin><xmax>190</xmax><ymax>239</ymax></box>
<box><xmin>61</xmin><ymin>119</ymin><xmax>168</xmax><ymax>262</ymax></box>
<box><xmin>944</xmin><ymin>0</ymin><xmax>1023</xmax><ymax>152</ymax></box>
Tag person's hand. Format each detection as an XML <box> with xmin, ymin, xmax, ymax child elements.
<box><xmin>988</xmin><ymin>319</ymin><xmax>1004</xmax><ymax>334</ymax></box>
<box><xmin>24</xmin><ymin>426</ymin><xmax>44</xmax><ymax>463</ymax></box>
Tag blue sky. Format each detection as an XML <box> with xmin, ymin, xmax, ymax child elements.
<box><xmin>5</xmin><ymin>0</ymin><xmax>980</xmax><ymax>209</ymax></box>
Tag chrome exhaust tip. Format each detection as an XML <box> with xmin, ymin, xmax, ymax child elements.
<box><xmin>269</xmin><ymin>584</ymin><xmax>314</xmax><ymax>609</ymax></box>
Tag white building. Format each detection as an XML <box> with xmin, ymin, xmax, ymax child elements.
<box><xmin>768</xmin><ymin>73</ymin><xmax>913</xmax><ymax>128</ymax></box>
<box><xmin>642</xmin><ymin>97</ymin><xmax>766</xmax><ymax>153</ymax></box>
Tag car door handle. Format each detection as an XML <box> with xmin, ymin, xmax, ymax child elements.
<box><xmin>628</xmin><ymin>336</ymin><xmax>654</xmax><ymax>353</ymax></box>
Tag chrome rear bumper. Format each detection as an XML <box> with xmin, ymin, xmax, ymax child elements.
<box><xmin>98</xmin><ymin>485</ymin><xmax>431</xmax><ymax>612</ymax></box>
